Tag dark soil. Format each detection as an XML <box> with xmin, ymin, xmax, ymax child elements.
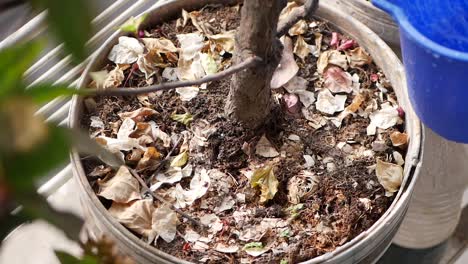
<box><xmin>81</xmin><ymin>4</ymin><xmax>406</xmax><ymax>264</ymax></box>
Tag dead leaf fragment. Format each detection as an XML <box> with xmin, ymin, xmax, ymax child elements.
<box><xmin>142</xmin><ymin>38</ymin><xmax>178</xmax><ymax>53</ymax></box>
<box><xmin>152</xmin><ymin>205</ymin><xmax>178</xmax><ymax>243</ymax></box>
<box><xmin>98</xmin><ymin>166</ymin><xmax>141</xmax><ymax>203</ymax></box>
<box><xmin>346</xmin><ymin>47</ymin><xmax>372</xmax><ymax>68</ymax></box>
<box><xmin>287</xmin><ymin>170</ymin><xmax>318</xmax><ymax>204</ymax></box>
<box><xmin>108</xmin><ymin>199</ymin><xmax>154</xmax><ymax>238</ymax></box>
<box><xmin>288</xmin><ymin>20</ymin><xmax>308</xmax><ymax>36</ymax></box>
<box><xmin>294</xmin><ymin>35</ymin><xmax>311</xmax><ymax>60</ymax></box>
<box><xmin>316</xmin><ymin>89</ymin><xmax>347</xmax><ymax>115</ymax></box>
<box><xmin>255</xmin><ymin>135</ymin><xmax>279</xmax><ymax>158</ymax></box>
<box><xmin>324</xmin><ymin>66</ymin><xmax>353</xmax><ymax>94</ymax></box>
<box><xmin>176</xmin><ymin>86</ymin><xmax>200</xmax><ymax>101</ymax></box>
<box><xmin>208</xmin><ymin>30</ymin><xmax>236</xmax><ymax>53</ymax></box>
<box><xmin>119</xmin><ymin>108</ymin><xmax>157</xmax><ymax>122</ymax></box>
<box><xmin>390</xmin><ymin>131</ymin><xmax>408</xmax><ymax>147</ymax></box>
<box><xmin>376</xmin><ymin>159</ymin><xmax>403</xmax><ymax>195</ymax></box>
<box><xmin>271</xmin><ymin>37</ymin><xmax>299</xmax><ymax>89</ymax></box>
<box><xmin>367</xmin><ymin>103</ymin><xmax>400</xmax><ymax>135</ymax></box>
<box><xmin>174</xmin><ymin>169</ymin><xmax>211</xmax><ymax>208</ymax></box>
<box><xmin>215</xmin><ymin>243</ymin><xmax>239</xmax><ymax>253</ymax></box>
<box><xmin>108</xmin><ymin>36</ymin><xmax>145</xmax><ymax>64</ymax></box>
<box><xmin>317</xmin><ymin>50</ymin><xmax>348</xmax><ymax>74</ymax></box>
<box><xmin>250</xmin><ymin>165</ymin><xmax>279</xmax><ymax>203</ymax></box>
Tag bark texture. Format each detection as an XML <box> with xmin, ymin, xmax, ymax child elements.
<box><xmin>225</xmin><ymin>0</ymin><xmax>287</xmax><ymax>127</ymax></box>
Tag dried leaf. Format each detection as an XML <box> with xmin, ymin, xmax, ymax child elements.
<box><xmin>152</xmin><ymin>205</ymin><xmax>178</xmax><ymax>243</ymax></box>
<box><xmin>162</xmin><ymin>67</ymin><xmax>178</xmax><ymax>81</ymax></box>
<box><xmin>390</xmin><ymin>131</ymin><xmax>408</xmax><ymax>147</ymax></box>
<box><xmin>108</xmin><ymin>36</ymin><xmax>145</xmax><ymax>64</ymax></box>
<box><xmin>288</xmin><ymin>20</ymin><xmax>308</xmax><ymax>36</ymax></box>
<box><xmin>90</xmin><ymin>116</ymin><xmax>105</xmax><ymax>129</ymax></box>
<box><xmin>324</xmin><ymin>66</ymin><xmax>353</xmax><ymax>94</ymax></box>
<box><xmin>149</xmin><ymin>121</ymin><xmax>171</xmax><ymax>148</ymax></box>
<box><xmin>208</xmin><ymin>30</ymin><xmax>236</xmax><ymax>53</ymax></box>
<box><xmin>250</xmin><ymin>165</ymin><xmax>279</xmax><ymax>203</ymax></box>
<box><xmin>283</xmin><ymin>76</ymin><xmax>316</xmax><ymax>108</ymax></box>
<box><xmin>177</xmin><ymin>33</ymin><xmax>205</xmax><ymax>61</ymax></box>
<box><xmin>367</xmin><ymin>103</ymin><xmax>400</xmax><ymax>135</ymax></box>
<box><xmin>176</xmin><ymin>53</ymin><xmax>206</xmax><ymax>81</ymax></box>
<box><xmin>108</xmin><ymin>199</ymin><xmax>154</xmax><ymax>238</ymax></box>
<box><xmin>170</xmin><ymin>151</ymin><xmax>189</xmax><ymax>167</ymax></box>
<box><xmin>376</xmin><ymin>159</ymin><xmax>403</xmax><ymax>195</ymax></box>
<box><xmin>150</xmin><ymin>164</ymin><xmax>193</xmax><ymax>191</ymax></box>
<box><xmin>283</xmin><ymin>93</ymin><xmax>300</xmax><ymax>114</ymax></box>
<box><xmin>176</xmin><ymin>86</ymin><xmax>200</xmax><ymax>101</ymax></box>
<box><xmin>255</xmin><ymin>135</ymin><xmax>279</xmax><ymax>158</ymax></box>
<box><xmin>119</xmin><ymin>108</ymin><xmax>157</xmax><ymax>122</ymax></box>
<box><xmin>287</xmin><ymin>170</ymin><xmax>318</xmax><ymax>204</ymax></box>
<box><xmin>346</xmin><ymin>47</ymin><xmax>372</xmax><ymax>68</ymax></box>
<box><xmin>317</xmin><ymin>50</ymin><xmax>348</xmax><ymax>74</ymax></box>
<box><xmin>200</xmin><ymin>213</ymin><xmax>223</xmax><ymax>234</ymax></box>
<box><xmin>215</xmin><ymin>243</ymin><xmax>239</xmax><ymax>253</ymax></box>
<box><xmin>98</xmin><ymin>166</ymin><xmax>140</xmax><ymax>203</ymax></box>
<box><xmin>271</xmin><ymin>37</ymin><xmax>299</xmax><ymax>89</ymax></box>
<box><xmin>316</xmin><ymin>89</ymin><xmax>347</xmax><ymax>115</ymax></box>
<box><xmin>137</xmin><ymin>51</ymin><xmax>169</xmax><ymax>80</ymax></box>
<box><xmin>174</xmin><ymin>169</ymin><xmax>211</xmax><ymax>208</ymax></box>
<box><xmin>141</xmin><ymin>38</ymin><xmax>178</xmax><ymax>54</ymax></box>
<box><xmin>393</xmin><ymin>151</ymin><xmax>405</xmax><ymax>166</ymax></box>
<box><xmin>136</xmin><ymin>147</ymin><xmax>161</xmax><ymax>170</ymax></box>
<box><xmin>171</xmin><ymin>112</ymin><xmax>194</xmax><ymax>126</ymax></box>
<box><xmin>293</xmin><ymin>36</ymin><xmax>311</xmax><ymax>60</ymax></box>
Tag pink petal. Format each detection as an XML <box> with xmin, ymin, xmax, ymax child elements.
<box><xmin>331</xmin><ymin>32</ymin><xmax>340</xmax><ymax>48</ymax></box>
<box><xmin>337</xmin><ymin>39</ymin><xmax>356</xmax><ymax>51</ymax></box>
<box><xmin>283</xmin><ymin>93</ymin><xmax>301</xmax><ymax>114</ymax></box>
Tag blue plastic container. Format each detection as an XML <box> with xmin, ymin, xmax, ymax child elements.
<box><xmin>372</xmin><ymin>0</ymin><xmax>468</xmax><ymax>143</ymax></box>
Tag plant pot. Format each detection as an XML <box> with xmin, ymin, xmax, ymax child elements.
<box><xmin>69</xmin><ymin>0</ymin><xmax>422</xmax><ymax>263</ymax></box>
<box><xmin>327</xmin><ymin>0</ymin><xmax>400</xmax><ymax>51</ymax></box>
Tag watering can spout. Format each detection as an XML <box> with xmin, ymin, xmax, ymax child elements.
<box><xmin>371</xmin><ymin>0</ymin><xmax>468</xmax><ymax>143</ymax></box>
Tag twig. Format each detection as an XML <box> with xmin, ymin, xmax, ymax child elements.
<box><xmin>90</xmin><ymin>56</ymin><xmax>262</xmax><ymax>97</ymax></box>
<box><xmin>277</xmin><ymin>0</ymin><xmax>319</xmax><ymax>37</ymax></box>
<box><xmin>127</xmin><ymin>167</ymin><xmax>205</xmax><ymax>228</ymax></box>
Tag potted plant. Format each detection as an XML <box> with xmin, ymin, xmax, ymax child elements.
<box><xmin>70</xmin><ymin>0</ymin><xmax>421</xmax><ymax>263</ymax></box>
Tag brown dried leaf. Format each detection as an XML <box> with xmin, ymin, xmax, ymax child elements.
<box><xmin>141</xmin><ymin>38</ymin><xmax>178</xmax><ymax>53</ymax></box>
<box><xmin>250</xmin><ymin>165</ymin><xmax>279</xmax><ymax>203</ymax></box>
<box><xmin>289</xmin><ymin>20</ymin><xmax>308</xmax><ymax>36</ymax></box>
<box><xmin>390</xmin><ymin>131</ymin><xmax>409</xmax><ymax>148</ymax></box>
<box><xmin>98</xmin><ymin>166</ymin><xmax>141</xmax><ymax>203</ymax></box>
<box><xmin>255</xmin><ymin>135</ymin><xmax>279</xmax><ymax>158</ymax></box>
<box><xmin>346</xmin><ymin>47</ymin><xmax>372</xmax><ymax>68</ymax></box>
<box><xmin>118</xmin><ymin>107</ymin><xmax>157</xmax><ymax>122</ymax></box>
<box><xmin>317</xmin><ymin>50</ymin><xmax>348</xmax><ymax>74</ymax></box>
<box><xmin>109</xmin><ymin>199</ymin><xmax>154</xmax><ymax>238</ymax></box>
<box><xmin>294</xmin><ymin>35</ymin><xmax>311</xmax><ymax>60</ymax></box>
<box><xmin>376</xmin><ymin>159</ymin><xmax>403</xmax><ymax>195</ymax></box>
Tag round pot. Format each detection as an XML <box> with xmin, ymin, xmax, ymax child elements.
<box><xmin>69</xmin><ymin>0</ymin><xmax>423</xmax><ymax>263</ymax></box>
<box><xmin>328</xmin><ymin>0</ymin><xmax>400</xmax><ymax>50</ymax></box>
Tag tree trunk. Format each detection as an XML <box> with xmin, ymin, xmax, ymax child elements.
<box><xmin>225</xmin><ymin>0</ymin><xmax>287</xmax><ymax>127</ymax></box>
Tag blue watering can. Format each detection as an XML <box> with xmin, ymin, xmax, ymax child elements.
<box><xmin>372</xmin><ymin>0</ymin><xmax>468</xmax><ymax>143</ymax></box>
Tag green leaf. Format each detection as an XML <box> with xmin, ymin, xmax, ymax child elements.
<box><xmin>171</xmin><ymin>112</ymin><xmax>194</xmax><ymax>126</ymax></box>
<box><xmin>280</xmin><ymin>259</ymin><xmax>289</xmax><ymax>264</ymax></box>
<box><xmin>55</xmin><ymin>250</ymin><xmax>99</xmax><ymax>264</ymax></box>
<box><xmin>242</xmin><ymin>242</ymin><xmax>263</xmax><ymax>250</ymax></box>
<box><xmin>25</xmin><ymin>84</ymin><xmax>91</xmax><ymax>104</ymax></box>
<box><xmin>119</xmin><ymin>14</ymin><xmax>148</xmax><ymax>34</ymax></box>
<box><xmin>0</xmin><ymin>41</ymin><xmax>42</xmax><ymax>100</ymax></box>
<box><xmin>33</xmin><ymin>0</ymin><xmax>92</xmax><ymax>62</ymax></box>
<box><xmin>170</xmin><ymin>151</ymin><xmax>188</xmax><ymax>167</ymax></box>
<box><xmin>250</xmin><ymin>165</ymin><xmax>279</xmax><ymax>203</ymax></box>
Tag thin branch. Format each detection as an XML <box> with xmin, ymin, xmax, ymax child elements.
<box><xmin>277</xmin><ymin>0</ymin><xmax>319</xmax><ymax>37</ymax></box>
<box><xmin>127</xmin><ymin>167</ymin><xmax>205</xmax><ymax>228</ymax></box>
<box><xmin>91</xmin><ymin>56</ymin><xmax>262</xmax><ymax>97</ymax></box>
